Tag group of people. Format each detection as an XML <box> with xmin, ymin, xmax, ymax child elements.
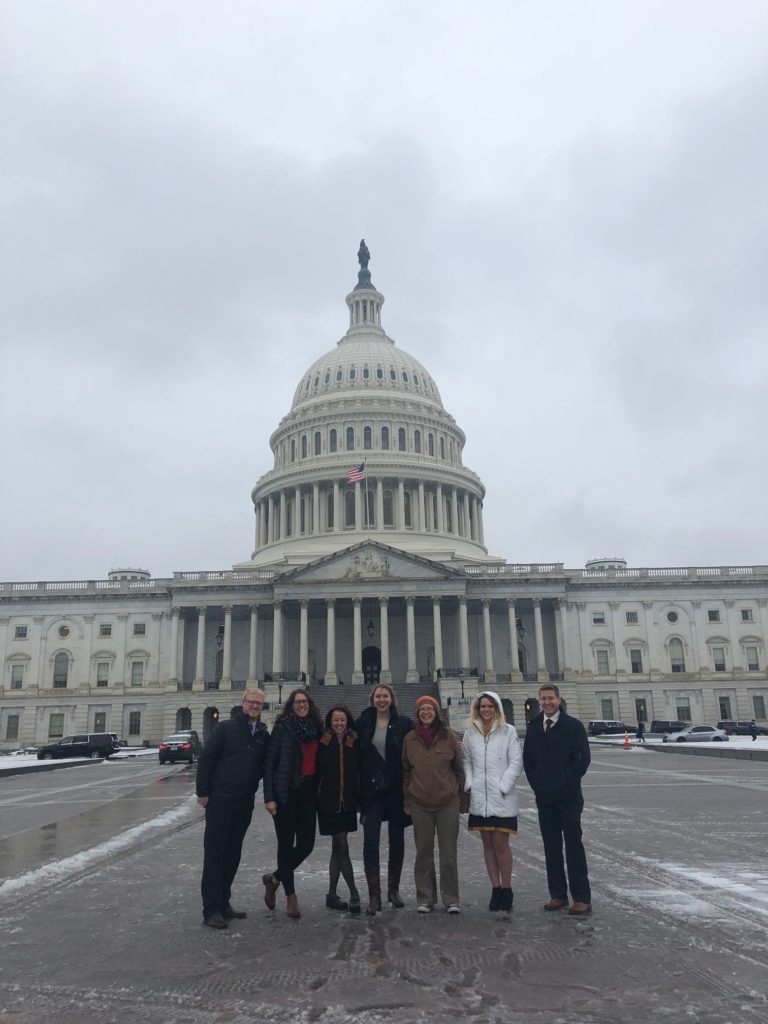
<box><xmin>195</xmin><ymin>681</ymin><xmax>593</xmax><ymax>928</ymax></box>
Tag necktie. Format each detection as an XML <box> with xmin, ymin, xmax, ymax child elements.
<box><xmin>545</xmin><ymin>718</ymin><xmax>552</xmax><ymax>736</ymax></box>
<box><xmin>250</xmin><ymin>723</ymin><xmax>256</xmax><ymax>737</ymax></box>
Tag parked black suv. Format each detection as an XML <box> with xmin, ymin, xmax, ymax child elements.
<box><xmin>36</xmin><ymin>733</ymin><xmax>118</xmax><ymax>760</ymax></box>
<box><xmin>717</xmin><ymin>720</ymin><xmax>768</xmax><ymax>736</ymax></box>
<box><xmin>587</xmin><ymin>720</ymin><xmax>630</xmax><ymax>736</ymax></box>
<box><xmin>650</xmin><ymin>720</ymin><xmax>687</xmax><ymax>734</ymax></box>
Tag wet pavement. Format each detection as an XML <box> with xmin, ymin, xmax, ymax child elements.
<box><xmin>1</xmin><ymin>749</ymin><xmax>767</xmax><ymax>1024</ymax></box>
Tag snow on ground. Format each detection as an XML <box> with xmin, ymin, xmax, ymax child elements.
<box><xmin>593</xmin><ymin>734</ymin><xmax>768</xmax><ymax>748</ymax></box>
<box><xmin>0</xmin><ymin>748</ymin><xmax>160</xmax><ymax>771</ymax></box>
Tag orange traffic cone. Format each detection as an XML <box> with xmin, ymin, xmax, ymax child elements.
<box><xmin>624</xmin><ymin>731</ymin><xmax>630</xmax><ymax>750</ymax></box>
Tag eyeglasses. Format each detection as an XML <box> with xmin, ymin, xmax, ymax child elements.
<box><xmin>293</xmin><ymin>699</ymin><xmax>309</xmax><ymax>706</ymax></box>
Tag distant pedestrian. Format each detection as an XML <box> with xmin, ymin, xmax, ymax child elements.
<box><xmin>523</xmin><ymin>684</ymin><xmax>592</xmax><ymax>916</ymax></box>
<box><xmin>316</xmin><ymin>704</ymin><xmax>362</xmax><ymax>913</ymax></box>
<box><xmin>636</xmin><ymin>720</ymin><xmax>646</xmax><ymax>743</ymax></box>
<box><xmin>196</xmin><ymin>689</ymin><xmax>269</xmax><ymax>929</ymax></box>
<box><xmin>749</xmin><ymin>719</ymin><xmax>758</xmax><ymax>742</ymax></box>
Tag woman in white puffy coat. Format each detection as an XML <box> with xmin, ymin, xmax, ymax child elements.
<box><xmin>461</xmin><ymin>691</ymin><xmax>523</xmax><ymax>912</ymax></box>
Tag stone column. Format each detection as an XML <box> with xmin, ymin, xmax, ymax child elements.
<box><xmin>459</xmin><ymin>596</ymin><xmax>470</xmax><ymax>670</ymax></box>
<box><xmin>506</xmin><ymin>600</ymin><xmax>523</xmax><ymax>680</ymax></box>
<box><xmin>220</xmin><ymin>605</ymin><xmax>233</xmax><ymax>690</ymax></box>
<box><xmin>451</xmin><ymin>487</ymin><xmax>459</xmax><ymax>535</ymax></box>
<box><xmin>273</xmin><ymin>601</ymin><xmax>283</xmax><ymax>675</ymax></box>
<box><xmin>558</xmin><ymin>598</ymin><xmax>570</xmax><ymax>674</ymax></box>
<box><xmin>261</xmin><ymin>500</ymin><xmax>268</xmax><ymax>547</ymax></box>
<box><xmin>294</xmin><ymin>486</ymin><xmax>302</xmax><ymax>535</ymax></box>
<box><xmin>247</xmin><ymin>605</ymin><xmax>259</xmax><ymax>683</ymax></box>
<box><xmin>432</xmin><ymin>598</ymin><xmax>443</xmax><ymax>680</ymax></box>
<box><xmin>169</xmin><ymin>607</ymin><xmax>180</xmax><ymax>684</ymax></box>
<box><xmin>253</xmin><ymin>504</ymin><xmax>260</xmax><ymax>552</ymax></box>
<box><xmin>436</xmin><ymin>484</ymin><xmax>444</xmax><ymax>533</ymax></box>
<box><xmin>269</xmin><ymin>495</ymin><xmax>276</xmax><ymax>543</ymax></box>
<box><xmin>398</xmin><ymin>479</ymin><xmax>406</xmax><ymax>529</ymax></box>
<box><xmin>376</xmin><ymin>478</ymin><xmax>384</xmax><ymax>531</ymax></box>
<box><xmin>406</xmin><ymin>596</ymin><xmax>418</xmax><ymax>682</ymax></box>
<box><xmin>533</xmin><ymin>598</ymin><xmax>548</xmax><ymax>682</ymax></box>
<box><xmin>333</xmin><ymin>480</ymin><xmax>341</xmax><ymax>532</ymax></box>
<box><xmin>193</xmin><ymin>606</ymin><xmax>206</xmax><ymax>691</ymax></box>
<box><xmin>482</xmin><ymin>599</ymin><xmax>496</xmax><ymax>681</ymax></box>
<box><xmin>313</xmin><ymin>483</ymin><xmax>320</xmax><ymax>535</ymax></box>
<box><xmin>279</xmin><ymin>492</ymin><xmax>287</xmax><ymax>541</ymax></box>
<box><xmin>355</xmin><ymin>481</ymin><xmax>363</xmax><ymax>530</ymax></box>
<box><xmin>325</xmin><ymin>599</ymin><xmax>337</xmax><ymax>685</ymax></box>
<box><xmin>462</xmin><ymin>492</ymin><xmax>470</xmax><ymax>539</ymax></box>
<box><xmin>418</xmin><ymin>481</ymin><xmax>426</xmax><ymax>531</ymax></box>
<box><xmin>352</xmin><ymin>598</ymin><xmax>363</xmax><ymax>684</ymax></box>
<box><xmin>299</xmin><ymin>600</ymin><xmax>309</xmax><ymax>681</ymax></box>
<box><xmin>379</xmin><ymin>597</ymin><xmax>391</xmax><ymax>684</ymax></box>
<box><xmin>477</xmin><ymin>500</ymin><xmax>485</xmax><ymax>546</ymax></box>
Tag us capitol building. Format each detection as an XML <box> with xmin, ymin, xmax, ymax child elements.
<box><xmin>2</xmin><ymin>244</ymin><xmax>767</xmax><ymax>747</ymax></box>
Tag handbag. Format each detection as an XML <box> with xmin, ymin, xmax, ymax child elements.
<box><xmin>369</xmin><ymin>766</ymin><xmax>390</xmax><ymax>795</ymax></box>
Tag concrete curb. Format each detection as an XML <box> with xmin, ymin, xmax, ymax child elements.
<box><xmin>647</xmin><ymin>743</ymin><xmax>768</xmax><ymax>762</ymax></box>
<box><xmin>0</xmin><ymin>759</ymin><xmax>102</xmax><ymax>778</ymax></box>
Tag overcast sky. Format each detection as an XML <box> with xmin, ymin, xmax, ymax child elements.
<box><xmin>2</xmin><ymin>1</ymin><xmax>767</xmax><ymax>581</ymax></box>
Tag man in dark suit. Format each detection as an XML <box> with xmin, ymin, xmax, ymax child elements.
<box><xmin>523</xmin><ymin>684</ymin><xmax>592</xmax><ymax>915</ymax></box>
<box><xmin>196</xmin><ymin>690</ymin><xmax>270</xmax><ymax>929</ymax></box>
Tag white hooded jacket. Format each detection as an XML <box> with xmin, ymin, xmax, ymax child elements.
<box><xmin>461</xmin><ymin>691</ymin><xmax>523</xmax><ymax>818</ymax></box>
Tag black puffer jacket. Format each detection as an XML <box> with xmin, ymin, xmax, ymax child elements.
<box><xmin>195</xmin><ymin>712</ymin><xmax>269</xmax><ymax>807</ymax></box>
<box><xmin>355</xmin><ymin>705</ymin><xmax>413</xmax><ymax>809</ymax></box>
<box><xmin>263</xmin><ymin>719</ymin><xmax>307</xmax><ymax>806</ymax></box>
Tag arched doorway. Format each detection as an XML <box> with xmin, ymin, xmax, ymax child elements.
<box><xmin>203</xmin><ymin>706</ymin><xmax>220</xmax><ymax>741</ymax></box>
<box><xmin>524</xmin><ymin>697</ymin><xmax>539</xmax><ymax>723</ymax></box>
<box><xmin>176</xmin><ymin>707</ymin><xmax>191</xmax><ymax>731</ymax></box>
<box><xmin>500</xmin><ymin>697</ymin><xmax>514</xmax><ymax>725</ymax></box>
<box><xmin>362</xmin><ymin>646</ymin><xmax>381</xmax><ymax>687</ymax></box>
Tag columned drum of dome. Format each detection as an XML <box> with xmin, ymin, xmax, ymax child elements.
<box><xmin>239</xmin><ymin>245</ymin><xmax>499</xmax><ymax>569</ymax></box>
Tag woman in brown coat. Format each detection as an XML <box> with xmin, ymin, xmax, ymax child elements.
<box><xmin>316</xmin><ymin>704</ymin><xmax>361</xmax><ymax>912</ymax></box>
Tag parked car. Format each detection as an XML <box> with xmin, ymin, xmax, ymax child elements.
<box><xmin>662</xmin><ymin>725</ymin><xmax>729</xmax><ymax>743</ymax></box>
<box><xmin>587</xmin><ymin>720</ymin><xmax>630</xmax><ymax>736</ymax></box>
<box><xmin>717</xmin><ymin>720</ymin><xmax>768</xmax><ymax>736</ymax></box>
<box><xmin>36</xmin><ymin>733</ymin><xmax>119</xmax><ymax>760</ymax></box>
<box><xmin>172</xmin><ymin>729</ymin><xmax>202</xmax><ymax>756</ymax></box>
<box><xmin>158</xmin><ymin>733</ymin><xmax>198</xmax><ymax>765</ymax></box>
<box><xmin>650</xmin><ymin>720</ymin><xmax>687</xmax><ymax>734</ymax></box>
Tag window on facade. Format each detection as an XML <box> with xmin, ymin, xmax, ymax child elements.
<box><xmin>600</xmin><ymin>698</ymin><xmax>614</xmax><ymax>718</ymax></box>
<box><xmin>286</xmin><ymin>501</ymin><xmax>293</xmax><ymax>537</ymax></box>
<box><xmin>667</xmin><ymin>611</ymin><xmax>678</xmax><ymax>623</ymax></box>
<box><xmin>413</xmin><ymin>373</ymin><xmax>419</xmax><ymax>385</ymax></box>
<box><xmin>595</xmin><ymin>650</ymin><xmax>610</xmax><ymax>674</ymax></box>
<box><xmin>365</xmin><ymin>490</ymin><xmax>375</xmax><ymax>527</ymax></box>
<box><xmin>94</xmin><ymin>712</ymin><xmax>107</xmax><ymax>733</ymax></box>
<box><xmin>96</xmin><ymin>662</ymin><xmax>110</xmax><ymax>687</ymax></box>
<box><xmin>754</xmin><ymin>695</ymin><xmax>767</xmax><ymax>720</ymax></box>
<box><xmin>718</xmin><ymin>696</ymin><xmax>732</xmax><ymax>720</ymax></box>
<box><xmin>99</xmin><ymin>624</ymin><xmax>112</xmax><ymax>638</ymax></box>
<box><xmin>625</xmin><ymin>611</ymin><xmax>638</xmax><ymax>624</ymax></box>
<box><xmin>5</xmin><ymin>714</ymin><xmax>19</xmax><ymax>741</ymax></box>
<box><xmin>445</xmin><ymin>500</ymin><xmax>452</xmax><ymax>533</ymax></box>
<box><xmin>133</xmin><ymin>623</ymin><xmax>146</xmax><ymax>636</ymax></box>
<box><xmin>324</xmin><ymin>370</ymin><xmax>331</xmax><ymax>385</ymax></box>
<box><xmin>329</xmin><ymin>429</ymin><xmax>337</xmax><ymax>453</ymax></box>
<box><xmin>376</xmin><ymin>367</ymin><xmax>383</xmax><ymax>380</ymax></box>
<box><xmin>675</xmin><ymin>697</ymin><xmax>692</xmax><ymax>722</ymax></box>
<box><xmin>383</xmin><ymin>489</ymin><xmax>394</xmax><ymax>527</ymax></box>
<box><xmin>11</xmin><ymin>664</ymin><xmax>24</xmax><ymax>689</ymax></box>
<box><xmin>58</xmin><ymin>624</ymin><xmax>70</xmax><ymax>638</ymax></box>
<box><xmin>634</xmin><ymin>698</ymin><xmax>647</xmax><ymax>723</ymax></box>
<box><xmin>592</xmin><ymin>611</ymin><xmax>605</xmax><ymax>625</ymax></box>
<box><xmin>314</xmin><ymin>432</ymin><xmax>321</xmax><ymax>455</ymax></box>
<box><xmin>349</xmin><ymin>366</ymin><xmax>356</xmax><ymax>381</ymax></box>
<box><xmin>336</xmin><ymin>368</ymin><xmax>343</xmax><ymax>383</ymax></box>
<box><xmin>14</xmin><ymin>625</ymin><xmax>28</xmax><ymax>639</ymax></box>
<box><xmin>344</xmin><ymin>490</ymin><xmax>355</xmax><ymax>528</ymax></box>
<box><xmin>300</xmin><ymin>497</ymin><xmax>306</xmax><ymax>534</ymax></box>
<box><xmin>708</xmin><ymin>609</ymin><xmax>720</xmax><ymax>623</ymax></box>
<box><xmin>414</xmin><ymin>430</ymin><xmax>421</xmax><ymax>453</ymax></box>
<box><xmin>389</xmin><ymin>368</ymin><xmax>397</xmax><ymax>381</ymax></box>
<box><xmin>128</xmin><ymin>711</ymin><xmax>142</xmax><ymax>736</ymax></box>
<box><xmin>290</xmin><ymin>439</ymin><xmax>296</xmax><ymax>462</ymax></box>
<box><xmin>402</xmin><ymin>370</ymin><xmax>409</xmax><ymax>383</ymax></box>
<box><xmin>130</xmin><ymin>662</ymin><xmax>144</xmax><ymax>687</ymax></box>
<box><xmin>404</xmin><ymin>490</ymin><xmax>412</xmax><ymax>527</ymax></box>
<box><xmin>669</xmin><ymin>638</ymin><xmax>685</xmax><ymax>673</ymax></box>
<box><xmin>346</xmin><ymin>427</ymin><xmax>354</xmax><ymax>451</ymax></box>
<box><xmin>363</xmin><ymin>365</ymin><xmax>370</xmax><ymax>380</ymax></box>
<box><xmin>630</xmin><ymin>649</ymin><xmax>642</xmax><ymax>674</ymax></box>
<box><xmin>301</xmin><ymin>435</ymin><xmax>308</xmax><ymax>459</ymax></box>
<box><xmin>49</xmin><ymin>713</ymin><xmax>65</xmax><ymax>738</ymax></box>
<box><xmin>712</xmin><ymin>647</ymin><xmax>726</xmax><ymax>672</ymax></box>
<box><xmin>428</xmin><ymin>433</ymin><xmax>435</xmax><ymax>456</ymax></box>
<box><xmin>53</xmin><ymin>652</ymin><xmax>69</xmax><ymax>688</ymax></box>
<box><xmin>381</xmin><ymin>426</ymin><xmax>389</xmax><ymax>450</ymax></box>
<box><xmin>746</xmin><ymin>646</ymin><xmax>760</xmax><ymax>671</ymax></box>
<box><xmin>398</xmin><ymin>427</ymin><xmax>406</xmax><ymax>451</ymax></box>
<box><xmin>363</xmin><ymin>426</ymin><xmax>372</xmax><ymax>450</ymax></box>
<box><xmin>326</xmin><ymin>492</ymin><xmax>334</xmax><ymax>530</ymax></box>
<box><xmin>741</xmin><ymin>609</ymin><xmax>754</xmax><ymax>622</ymax></box>
<box><xmin>440</xmin><ymin>436</ymin><xmax>445</xmax><ymax>459</ymax></box>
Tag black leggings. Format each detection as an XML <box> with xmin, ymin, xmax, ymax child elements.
<box><xmin>328</xmin><ymin>832</ymin><xmax>357</xmax><ymax>895</ymax></box>
<box><xmin>362</xmin><ymin>793</ymin><xmax>405</xmax><ymax>871</ymax></box>
<box><xmin>272</xmin><ymin>778</ymin><xmax>317</xmax><ymax>896</ymax></box>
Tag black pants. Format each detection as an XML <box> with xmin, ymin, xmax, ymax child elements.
<box><xmin>537</xmin><ymin>801</ymin><xmax>591</xmax><ymax>904</ymax></box>
<box><xmin>362</xmin><ymin>792</ymin><xmax>405</xmax><ymax>871</ymax></box>
<box><xmin>272</xmin><ymin>778</ymin><xmax>317</xmax><ymax>895</ymax></box>
<box><xmin>201</xmin><ymin>800</ymin><xmax>253</xmax><ymax>918</ymax></box>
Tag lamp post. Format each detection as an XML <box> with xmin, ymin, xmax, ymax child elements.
<box><xmin>459</xmin><ymin>671</ymin><xmax>467</xmax><ymax>704</ymax></box>
<box><xmin>277</xmin><ymin>683</ymin><xmax>283</xmax><ymax>707</ymax></box>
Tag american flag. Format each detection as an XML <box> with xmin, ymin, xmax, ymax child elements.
<box><xmin>346</xmin><ymin>463</ymin><xmax>366</xmax><ymax>483</ymax></box>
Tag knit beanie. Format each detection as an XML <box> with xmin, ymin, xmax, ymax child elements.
<box><xmin>414</xmin><ymin>695</ymin><xmax>440</xmax><ymax>712</ymax></box>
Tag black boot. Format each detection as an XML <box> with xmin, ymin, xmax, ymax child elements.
<box><xmin>489</xmin><ymin>887</ymin><xmax>502</xmax><ymax>911</ymax></box>
<box><xmin>365</xmin><ymin>869</ymin><xmax>382</xmax><ymax>916</ymax></box>
<box><xmin>500</xmin><ymin>888</ymin><xmax>514</xmax><ymax>912</ymax></box>
<box><xmin>387</xmin><ymin>861</ymin><xmax>405</xmax><ymax>908</ymax></box>
<box><xmin>348</xmin><ymin>889</ymin><xmax>361</xmax><ymax>914</ymax></box>
<box><xmin>326</xmin><ymin>893</ymin><xmax>349</xmax><ymax>911</ymax></box>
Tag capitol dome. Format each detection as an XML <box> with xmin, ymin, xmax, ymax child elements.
<box><xmin>239</xmin><ymin>243</ymin><xmax>497</xmax><ymax>569</ymax></box>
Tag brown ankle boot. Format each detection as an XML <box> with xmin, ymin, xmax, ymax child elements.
<box><xmin>365</xmin><ymin>869</ymin><xmax>381</xmax><ymax>916</ymax></box>
<box><xmin>387</xmin><ymin>861</ymin><xmax>405</xmax><ymax>908</ymax></box>
<box><xmin>286</xmin><ymin>893</ymin><xmax>301</xmax><ymax>919</ymax></box>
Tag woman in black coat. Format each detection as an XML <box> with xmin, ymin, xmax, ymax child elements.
<box><xmin>262</xmin><ymin>688</ymin><xmax>324</xmax><ymax>919</ymax></box>
<box><xmin>355</xmin><ymin>683</ymin><xmax>413</xmax><ymax>915</ymax></box>
<box><xmin>316</xmin><ymin>704</ymin><xmax>361</xmax><ymax>913</ymax></box>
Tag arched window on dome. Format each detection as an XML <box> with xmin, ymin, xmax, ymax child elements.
<box><xmin>398</xmin><ymin>427</ymin><xmax>406</xmax><ymax>451</ymax></box>
<box><xmin>304</xmin><ymin>379</ymin><xmax>310</xmax><ymax>395</ymax></box>
<box><xmin>383</xmin><ymin>489</ymin><xmax>394</xmax><ymax>526</ymax></box>
<box><xmin>301</xmin><ymin>435</ymin><xmax>308</xmax><ymax>459</ymax></box>
<box><xmin>413</xmin><ymin>373</ymin><xmax>420</xmax><ymax>386</ymax></box>
<box><xmin>326</xmin><ymin>491</ymin><xmax>334</xmax><ymax>530</ymax></box>
<box><xmin>389</xmin><ymin>368</ymin><xmax>397</xmax><ymax>382</ymax></box>
<box><xmin>314</xmin><ymin>432</ymin><xmax>321</xmax><ymax>456</ymax></box>
<box><xmin>402</xmin><ymin>370</ymin><xmax>409</xmax><ymax>383</ymax></box>
<box><xmin>440</xmin><ymin>436</ymin><xmax>445</xmax><ymax>460</ymax></box>
<box><xmin>428</xmin><ymin>433</ymin><xmax>434</xmax><ymax>456</ymax></box>
<box><xmin>346</xmin><ymin>427</ymin><xmax>355</xmax><ymax>451</ymax></box>
<box><xmin>336</xmin><ymin>368</ymin><xmax>343</xmax><ymax>383</ymax></box>
<box><xmin>363</xmin><ymin>365</ymin><xmax>370</xmax><ymax>380</ymax></box>
<box><xmin>365</xmin><ymin>490</ymin><xmax>375</xmax><ymax>527</ymax></box>
<box><xmin>363</xmin><ymin>426</ymin><xmax>372</xmax><ymax>450</ymax></box>
<box><xmin>349</xmin><ymin>366</ymin><xmax>356</xmax><ymax>381</ymax></box>
<box><xmin>414</xmin><ymin>430</ymin><xmax>421</xmax><ymax>454</ymax></box>
<box><xmin>381</xmin><ymin>426</ymin><xmax>390</xmax><ymax>450</ymax></box>
<box><xmin>313</xmin><ymin>374</ymin><xmax>320</xmax><ymax>390</ymax></box>
<box><xmin>345</xmin><ymin>490</ymin><xmax>355</xmax><ymax>528</ymax></box>
<box><xmin>376</xmin><ymin>367</ymin><xmax>384</xmax><ymax>380</ymax></box>
<box><xmin>404</xmin><ymin>490</ymin><xmax>412</xmax><ymax>528</ymax></box>
<box><xmin>324</xmin><ymin>370</ymin><xmax>331</xmax><ymax>385</ymax></box>
<box><xmin>290</xmin><ymin>439</ymin><xmax>296</xmax><ymax>463</ymax></box>
<box><xmin>329</xmin><ymin>429</ymin><xmax>337</xmax><ymax>453</ymax></box>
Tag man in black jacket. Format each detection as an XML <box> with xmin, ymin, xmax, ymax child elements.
<box><xmin>523</xmin><ymin>684</ymin><xmax>592</xmax><ymax>915</ymax></box>
<box><xmin>196</xmin><ymin>690</ymin><xmax>269</xmax><ymax>929</ymax></box>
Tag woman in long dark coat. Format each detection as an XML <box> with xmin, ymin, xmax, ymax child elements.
<box><xmin>355</xmin><ymin>683</ymin><xmax>413</xmax><ymax>915</ymax></box>
<box><xmin>316</xmin><ymin>704</ymin><xmax>361</xmax><ymax>912</ymax></box>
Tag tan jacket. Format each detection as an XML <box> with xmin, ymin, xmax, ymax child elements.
<box><xmin>402</xmin><ymin>726</ymin><xmax>467</xmax><ymax>812</ymax></box>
